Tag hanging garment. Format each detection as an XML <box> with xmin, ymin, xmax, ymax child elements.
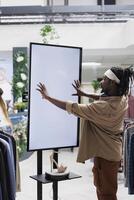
<box><xmin>0</xmin><ymin>149</ymin><xmax>8</xmax><ymax>200</ymax></box>
<box><xmin>0</xmin><ymin>185</ymin><xmax>3</xmax><ymax>200</ymax></box>
<box><xmin>128</xmin><ymin>133</ymin><xmax>134</xmax><ymax>194</ymax></box>
<box><xmin>0</xmin><ymin>134</ymin><xmax>15</xmax><ymax>178</ymax></box>
<box><xmin>16</xmin><ymin>149</ymin><xmax>21</xmax><ymax>192</ymax></box>
<box><xmin>123</xmin><ymin>124</ymin><xmax>134</xmax><ymax>194</ymax></box>
<box><xmin>0</xmin><ymin>130</ymin><xmax>21</xmax><ymax>192</ymax></box>
<box><xmin>123</xmin><ymin>126</ymin><xmax>134</xmax><ymax>187</ymax></box>
<box><xmin>0</xmin><ymin>131</ymin><xmax>16</xmax><ymax>173</ymax></box>
<box><xmin>126</xmin><ymin>96</ymin><xmax>134</xmax><ymax>119</ymax></box>
<box><xmin>0</xmin><ymin>138</ymin><xmax>16</xmax><ymax>200</ymax></box>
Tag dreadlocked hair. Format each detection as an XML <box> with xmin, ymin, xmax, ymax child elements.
<box><xmin>111</xmin><ymin>66</ymin><xmax>134</xmax><ymax>96</ymax></box>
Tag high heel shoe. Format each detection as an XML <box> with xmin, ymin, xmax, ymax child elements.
<box><xmin>50</xmin><ymin>151</ymin><xmax>67</xmax><ymax>173</ymax></box>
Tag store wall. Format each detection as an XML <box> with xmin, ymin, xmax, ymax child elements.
<box><xmin>122</xmin><ymin>20</ymin><xmax>134</xmax><ymax>48</ymax></box>
<box><xmin>0</xmin><ymin>0</ymin><xmax>97</xmax><ymax>6</ymax></box>
<box><xmin>82</xmin><ymin>65</ymin><xmax>108</xmax><ymax>82</ymax></box>
<box><xmin>1</xmin><ymin>22</ymin><xmax>134</xmax><ymax>51</ymax></box>
<box><xmin>0</xmin><ymin>51</ymin><xmax>13</xmax><ymax>101</ymax></box>
<box><xmin>0</xmin><ymin>51</ymin><xmax>12</xmax><ymax>82</ymax></box>
<box><xmin>69</xmin><ymin>0</ymin><xmax>97</xmax><ymax>5</ymax></box>
<box><xmin>56</xmin><ymin>23</ymin><xmax>126</xmax><ymax>49</ymax></box>
<box><xmin>117</xmin><ymin>0</ymin><xmax>134</xmax><ymax>5</ymax></box>
<box><xmin>53</xmin><ymin>0</ymin><xmax>64</xmax><ymax>5</ymax></box>
<box><xmin>0</xmin><ymin>0</ymin><xmax>43</xmax><ymax>6</ymax></box>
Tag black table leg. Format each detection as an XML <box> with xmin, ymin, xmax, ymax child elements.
<box><xmin>53</xmin><ymin>181</ymin><xmax>58</xmax><ymax>200</ymax></box>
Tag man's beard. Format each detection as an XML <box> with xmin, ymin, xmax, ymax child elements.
<box><xmin>100</xmin><ymin>88</ymin><xmax>108</xmax><ymax>96</ymax></box>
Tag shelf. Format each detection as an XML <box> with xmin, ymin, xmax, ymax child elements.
<box><xmin>30</xmin><ymin>172</ymin><xmax>81</xmax><ymax>184</ymax></box>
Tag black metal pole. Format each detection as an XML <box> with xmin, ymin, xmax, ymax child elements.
<box><xmin>53</xmin><ymin>148</ymin><xmax>58</xmax><ymax>200</ymax></box>
<box><xmin>37</xmin><ymin>151</ymin><xmax>43</xmax><ymax>200</ymax></box>
<box><xmin>53</xmin><ymin>181</ymin><xmax>58</xmax><ymax>200</ymax></box>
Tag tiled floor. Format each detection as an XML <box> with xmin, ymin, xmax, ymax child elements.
<box><xmin>16</xmin><ymin>148</ymin><xmax>134</xmax><ymax>200</ymax></box>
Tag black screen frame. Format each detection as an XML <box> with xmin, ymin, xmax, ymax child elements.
<box><xmin>27</xmin><ymin>42</ymin><xmax>82</xmax><ymax>151</ymax></box>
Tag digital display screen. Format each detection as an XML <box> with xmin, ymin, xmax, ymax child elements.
<box><xmin>28</xmin><ymin>43</ymin><xmax>82</xmax><ymax>151</ymax></box>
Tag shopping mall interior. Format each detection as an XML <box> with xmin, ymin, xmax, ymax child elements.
<box><xmin>0</xmin><ymin>1</ymin><xmax>134</xmax><ymax>200</ymax></box>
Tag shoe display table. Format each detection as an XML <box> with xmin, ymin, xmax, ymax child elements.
<box><xmin>30</xmin><ymin>172</ymin><xmax>81</xmax><ymax>200</ymax></box>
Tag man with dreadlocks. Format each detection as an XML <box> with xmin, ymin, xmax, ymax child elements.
<box><xmin>37</xmin><ymin>66</ymin><xmax>134</xmax><ymax>200</ymax></box>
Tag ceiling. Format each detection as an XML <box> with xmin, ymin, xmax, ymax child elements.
<box><xmin>0</xmin><ymin>5</ymin><xmax>134</xmax><ymax>24</ymax></box>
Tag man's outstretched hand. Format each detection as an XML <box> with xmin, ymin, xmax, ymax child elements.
<box><xmin>72</xmin><ymin>80</ymin><xmax>85</xmax><ymax>97</ymax></box>
<box><xmin>37</xmin><ymin>82</ymin><xmax>49</xmax><ymax>100</ymax></box>
<box><xmin>36</xmin><ymin>82</ymin><xmax>66</xmax><ymax>110</ymax></box>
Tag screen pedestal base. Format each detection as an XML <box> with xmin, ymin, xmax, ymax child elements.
<box><xmin>31</xmin><ymin>150</ymin><xmax>81</xmax><ymax>200</ymax></box>
<box><xmin>30</xmin><ymin>172</ymin><xmax>81</xmax><ymax>200</ymax></box>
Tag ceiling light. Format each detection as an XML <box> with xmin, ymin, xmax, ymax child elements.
<box><xmin>82</xmin><ymin>62</ymin><xmax>101</xmax><ymax>66</ymax></box>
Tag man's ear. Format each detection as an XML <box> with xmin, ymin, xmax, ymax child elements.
<box><xmin>110</xmin><ymin>80</ymin><xmax>116</xmax><ymax>86</ymax></box>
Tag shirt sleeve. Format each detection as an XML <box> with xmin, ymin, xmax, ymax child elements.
<box><xmin>66</xmin><ymin>101</ymin><xmax>73</xmax><ymax>114</ymax></box>
<box><xmin>66</xmin><ymin>101</ymin><xmax>96</xmax><ymax>121</ymax></box>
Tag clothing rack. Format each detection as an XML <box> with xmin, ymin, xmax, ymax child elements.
<box><xmin>0</xmin><ymin>130</ymin><xmax>17</xmax><ymax>200</ymax></box>
<box><xmin>123</xmin><ymin>118</ymin><xmax>134</xmax><ymax>195</ymax></box>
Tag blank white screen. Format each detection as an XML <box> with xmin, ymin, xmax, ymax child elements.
<box><xmin>28</xmin><ymin>43</ymin><xmax>82</xmax><ymax>150</ymax></box>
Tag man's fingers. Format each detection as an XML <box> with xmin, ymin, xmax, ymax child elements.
<box><xmin>37</xmin><ymin>83</ymin><xmax>43</xmax><ymax>90</ymax></box>
<box><xmin>38</xmin><ymin>82</ymin><xmax>45</xmax><ymax>88</ymax></box>
<box><xmin>74</xmin><ymin>80</ymin><xmax>79</xmax><ymax>88</ymax></box>
<box><xmin>72</xmin><ymin>83</ymin><xmax>77</xmax><ymax>90</ymax></box>
<box><xmin>77</xmin><ymin>80</ymin><xmax>80</xmax><ymax>87</ymax></box>
<box><xmin>76</xmin><ymin>80</ymin><xmax>80</xmax><ymax>88</ymax></box>
<box><xmin>42</xmin><ymin>83</ymin><xmax>46</xmax><ymax>90</ymax></box>
<box><xmin>37</xmin><ymin>82</ymin><xmax>47</xmax><ymax>92</ymax></box>
<box><xmin>74</xmin><ymin>80</ymin><xmax>80</xmax><ymax>88</ymax></box>
<box><xmin>36</xmin><ymin>88</ymin><xmax>43</xmax><ymax>93</ymax></box>
<box><xmin>36</xmin><ymin>88</ymin><xmax>40</xmax><ymax>92</ymax></box>
<box><xmin>36</xmin><ymin>86</ymin><xmax>43</xmax><ymax>93</ymax></box>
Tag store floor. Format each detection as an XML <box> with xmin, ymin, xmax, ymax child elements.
<box><xmin>16</xmin><ymin>148</ymin><xmax>134</xmax><ymax>200</ymax></box>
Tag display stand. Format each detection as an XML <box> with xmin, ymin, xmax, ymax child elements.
<box><xmin>37</xmin><ymin>151</ymin><xmax>43</xmax><ymax>200</ymax></box>
<box><xmin>30</xmin><ymin>149</ymin><xmax>81</xmax><ymax>200</ymax></box>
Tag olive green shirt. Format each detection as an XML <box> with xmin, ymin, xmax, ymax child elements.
<box><xmin>66</xmin><ymin>96</ymin><xmax>128</xmax><ymax>162</ymax></box>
